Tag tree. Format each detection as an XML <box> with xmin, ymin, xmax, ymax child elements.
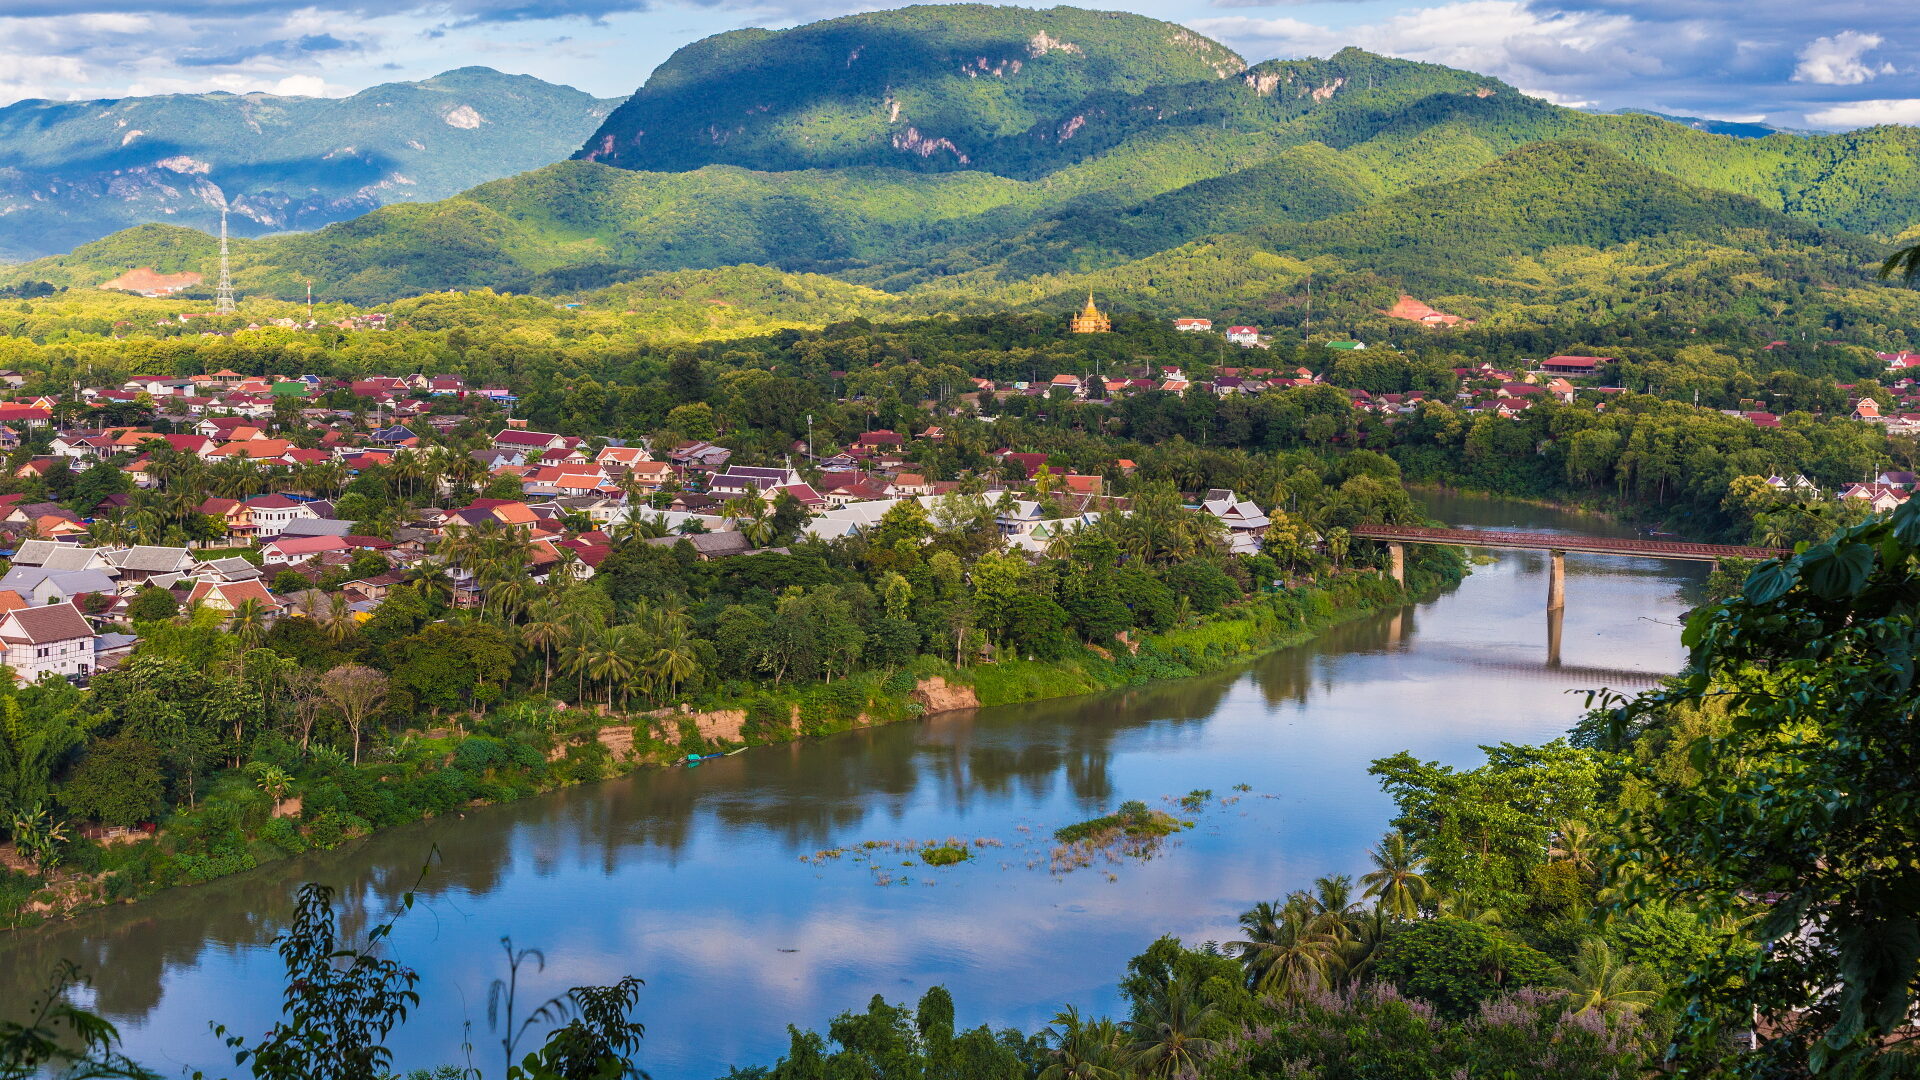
<box><xmin>1555</xmin><ymin>939</ymin><xmax>1660</xmax><ymax>1017</ymax></box>
<box><xmin>125</xmin><ymin>586</ymin><xmax>179</xmax><ymax>623</ymax></box>
<box><xmin>1369</xmin><ymin>741</ymin><xmax>1603</xmax><ymax>909</ymax></box>
<box><xmin>1602</xmin><ymin>497</ymin><xmax>1920</xmax><ymax>1076</ymax></box>
<box><xmin>1370</xmin><ymin>918</ymin><xmax>1559</xmax><ymax>1020</ymax></box>
<box><xmin>1232</xmin><ymin>899</ymin><xmax>1340</xmax><ymax>995</ymax></box>
<box><xmin>1360</xmin><ymin>831</ymin><xmax>1430</xmax><ymax>918</ymax></box>
<box><xmin>1120</xmin><ymin>979</ymin><xmax>1219</xmax><ymax>1079</ymax></box>
<box><xmin>318</xmin><ymin>665</ymin><xmax>388</xmax><ymax>766</ymax></box>
<box><xmin>58</xmin><ymin>737</ymin><xmax>165</xmax><ymax>826</ymax></box>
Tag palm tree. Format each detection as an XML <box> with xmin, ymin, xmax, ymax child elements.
<box><xmin>1361</xmin><ymin>831</ymin><xmax>1431</xmax><ymax>918</ymax></box>
<box><xmin>1549</xmin><ymin>820</ymin><xmax>1599</xmax><ymax>876</ymax></box>
<box><xmin>405</xmin><ymin>562</ymin><xmax>453</xmax><ymax>607</ymax></box>
<box><xmin>1340</xmin><ymin>909</ymin><xmax>1396</xmax><ymax>987</ymax></box>
<box><xmin>1557</xmin><ymin>939</ymin><xmax>1661</xmax><ymax>1016</ymax></box>
<box><xmin>590</xmin><ymin>626</ymin><xmax>643</xmax><ymax>708</ymax></box>
<box><xmin>521</xmin><ymin>603</ymin><xmax>569</xmax><ymax>694</ymax></box>
<box><xmin>1881</xmin><ymin>242</ymin><xmax>1920</xmax><ymax>287</ymax></box>
<box><xmin>1040</xmin><ymin>1007</ymin><xmax>1123</xmax><ymax>1080</ymax></box>
<box><xmin>1121</xmin><ymin>979</ymin><xmax>1219</xmax><ymax>1078</ymax></box>
<box><xmin>1232</xmin><ymin>899</ymin><xmax>1340</xmax><ymax>995</ymax></box>
<box><xmin>246</xmin><ymin>762</ymin><xmax>295</xmax><ymax>803</ymax></box>
<box><xmin>228</xmin><ymin>596</ymin><xmax>269</xmax><ymax>649</ymax></box>
<box><xmin>560</xmin><ymin>636</ymin><xmax>596</xmax><ymax>704</ymax></box>
<box><xmin>323</xmin><ymin>594</ymin><xmax>358</xmax><ymax>644</ymax></box>
<box><xmin>646</xmin><ymin>618</ymin><xmax>700</xmax><ymax>703</ymax></box>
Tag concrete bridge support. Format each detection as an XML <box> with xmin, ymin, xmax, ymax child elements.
<box><xmin>1388</xmin><ymin>542</ymin><xmax>1405</xmax><ymax>585</ymax></box>
<box><xmin>1547</xmin><ymin>549</ymin><xmax>1566</xmax><ymax>612</ymax></box>
<box><xmin>1547</xmin><ymin>604</ymin><xmax>1563</xmax><ymax>668</ymax></box>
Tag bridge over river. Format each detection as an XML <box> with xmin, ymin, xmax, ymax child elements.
<box><xmin>1352</xmin><ymin>524</ymin><xmax>1786</xmax><ymax>611</ymax></box>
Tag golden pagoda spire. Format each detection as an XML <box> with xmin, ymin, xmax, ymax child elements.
<box><xmin>1070</xmin><ymin>292</ymin><xmax>1110</xmax><ymax>334</ymax></box>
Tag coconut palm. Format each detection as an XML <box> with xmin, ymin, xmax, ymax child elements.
<box><xmin>1557</xmin><ymin>939</ymin><xmax>1661</xmax><ymax>1016</ymax></box>
<box><xmin>1040</xmin><ymin>1007</ymin><xmax>1124</xmax><ymax>1080</ymax></box>
<box><xmin>1549</xmin><ymin>820</ymin><xmax>1599</xmax><ymax>876</ymax></box>
<box><xmin>1121</xmin><ymin>979</ymin><xmax>1219</xmax><ymax>1078</ymax></box>
<box><xmin>228</xmin><ymin>596</ymin><xmax>270</xmax><ymax>649</ymax></box>
<box><xmin>1232</xmin><ymin>899</ymin><xmax>1341</xmax><ymax>995</ymax></box>
<box><xmin>521</xmin><ymin>603</ymin><xmax>570</xmax><ymax>694</ymax></box>
<box><xmin>1433</xmin><ymin>892</ymin><xmax>1504</xmax><ymax>925</ymax></box>
<box><xmin>560</xmin><ymin>636</ymin><xmax>596</xmax><ymax>703</ymax></box>
<box><xmin>645</xmin><ymin>618</ymin><xmax>700</xmax><ymax>702</ymax></box>
<box><xmin>1361</xmin><ymin>831</ymin><xmax>1431</xmax><ymax>918</ymax></box>
<box><xmin>323</xmin><ymin>594</ymin><xmax>359</xmax><ymax>643</ymax></box>
<box><xmin>587</xmin><ymin>626</ymin><xmax>640</xmax><ymax>708</ymax></box>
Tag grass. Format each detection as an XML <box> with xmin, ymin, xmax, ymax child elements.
<box><xmin>918</xmin><ymin>843</ymin><xmax>972</xmax><ymax>867</ymax></box>
<box><xmin>1054</xmin><ymin>800</ymin><xmax>1182</xmax><ymax>844</ymax></box>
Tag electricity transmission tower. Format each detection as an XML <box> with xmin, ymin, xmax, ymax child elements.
<box><xmin>214</xmin><ymin>208</ymin><xmax>236</xmax><ymax>315</ymax></box>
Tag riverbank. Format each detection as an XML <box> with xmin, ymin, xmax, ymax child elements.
<box><xmin>0</xmin><ymin>559</ymin><xmax>1463</xmax><ymax>932</ymax></box>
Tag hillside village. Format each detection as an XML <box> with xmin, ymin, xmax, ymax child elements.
<box><xmin>0</xmin><ymin>310</ymin><xmax>1899</xmax><ymax>690</ymax></box>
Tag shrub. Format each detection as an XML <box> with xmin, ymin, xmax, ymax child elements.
<box><xmin>1373</xmin><ymin>918</ymin><xmax>1562</xmax><ymax>1019</ymax></box>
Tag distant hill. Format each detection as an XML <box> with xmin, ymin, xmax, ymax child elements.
<box><xmin>575</xmin><ymin>4</ymin><xmax>1246</xmax><ymax>174</ymax></box>
<box><xmin>1609</xmin><ymin>110</ymin><xmax>1807</xmax><ymax>140</ymax></box>
<box><xmin>0</xmin><ymin>67</ymin><xmax>624</xmax><ymax>262</ymax></box>
<box><xmin>9</xmin><ymin>6</ymin><xmax>1920</xmax><ymax>327</ymax></box>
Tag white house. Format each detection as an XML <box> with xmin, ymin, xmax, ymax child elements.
<box><xmin>1225</xmin><ymin>326</ymin><xmax>1261</xmax><ymax>347</ymax></box>
<box><xmin>0</xmin><ymin>602</ymin><xmax>98</xmax><ymax>683</ymax></box>
<box><xmin>243</xmin><ymin>494</ymin><xmax>319</xmax><ymax>538</ymax></box>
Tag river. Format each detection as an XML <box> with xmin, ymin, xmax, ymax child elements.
<box><xmin>0</xmin><ymin>495</ymin><xmax>1703</xmax><ymax>1078</ymax></box>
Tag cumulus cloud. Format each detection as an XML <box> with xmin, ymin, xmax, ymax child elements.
<box><xmin>1792</xmin><ymin>30</ymin><xmax>1893</xmax><ymax>85</ymax></box>
<box><xmin>1193</xmin><ymin>0</ymin><xmax>1651</xmax><ymax>88</ymax></box>
<box><xmin>1519</xmin><ymin>87</ymin><xmax>1596</xmax><ymax>108</ymax></box>
<box><xmin>1805</xmin><ymin>98</ymin><xmax>1920</xmax><ymax>127</ymax></box>
<box><xmin>176</xmin><ymin>32</ymin><xmax>362</xmax><ymax>67</ymax></box>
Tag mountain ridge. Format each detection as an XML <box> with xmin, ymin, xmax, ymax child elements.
<box><xmin>0</xmin><ymin>67</ymin><xmax>625</xmax><ymax>263</ymax></box>
<box><xmin>5</xmin><ymin>6</ymin><xmax>1919</xmax><ymax>333</ymax></box>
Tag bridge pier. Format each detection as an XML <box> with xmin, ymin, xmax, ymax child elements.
<box><xmin>1547</xmin><ymin>604</ymin><xmax>1563</xmax><ymax>667</ymax></box>
<box><xmin>1387</xmin><ymin>542</ymin><xmax>1405</xmax><ymax>586</ymax></box>
<box><xmin>1547</xmin><ymin>550</ymin><xmax>1566</xmax><ymax>611</ymax></box>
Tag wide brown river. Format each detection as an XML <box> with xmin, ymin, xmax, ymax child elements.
<box><xmin>0</xmin><ymin>494</ymin><xmax>1701</xmax><ymax>1078</ymax></box>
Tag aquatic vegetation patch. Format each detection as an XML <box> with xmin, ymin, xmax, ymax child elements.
<box><xmin>919</xmin><ymin>843</ymin><xmax>971</xmax><ymax>866</ymax></box>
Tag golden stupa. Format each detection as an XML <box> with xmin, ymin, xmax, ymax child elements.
<box><xmin>1069</xmin><ymin>293</ymin><xmax>1111</xmax><ymax>334</ymax></box>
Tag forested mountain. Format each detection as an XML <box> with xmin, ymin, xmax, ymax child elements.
<box><xmin>574</xmin><ymin>4</ymin><xmax>1247</xmax><ymax>173</ymax></box>
<box><xmin>0</xmin><ymin>68</ymin><xmax>623</xmax><ymax>263</ymax></box>
<box><xmin>8</xmin><ymin>5</ymin><xmax>1920</xmax><ymax>324</ymax></box>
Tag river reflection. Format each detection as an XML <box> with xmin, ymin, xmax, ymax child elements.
<box><xmin>0</xmin><ymin>497</ymin><xmax>1700</xmax><ymax>1078</ymax></box>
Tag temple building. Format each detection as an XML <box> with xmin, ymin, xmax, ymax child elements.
<box><xmin>1069</xmin><ymin>295</ymin><xmax>1111</xmax><ymax>334</ymax></box>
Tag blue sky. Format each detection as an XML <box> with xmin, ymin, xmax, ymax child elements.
<box><xmin>0</xmin><ymin>0</ymin><xmax>1915</xmax><ymax>130</ymax></box>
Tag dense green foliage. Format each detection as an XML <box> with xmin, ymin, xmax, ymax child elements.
<box><xmin>1596</xmin><ymin>497</ymin><xmax>1920</xmax><ymax>1076</ymax></box>
<box><xmin>0</xmin><ymin>68</ymin><xmax>623</xmax><ymax>263</ymax></box>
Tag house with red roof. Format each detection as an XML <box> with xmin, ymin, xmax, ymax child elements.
<box><xmin>244</xmin><ymin>494</ymin><xmax>318</xmax><ymax>537</ymax></box>
<box><xmin>1540</xmin><ymin>355</ymin><xmax>1611</xmax><ymax>376</ymax></box>
<box><xmin>186</xmin><ymin>579</ymin><xmax>282</xmax><ymax>614</ymax></box>
<box><xmin>260</xmin><ymin>535</ymin><xmax>352</xmax><ymax>565</ymax></box>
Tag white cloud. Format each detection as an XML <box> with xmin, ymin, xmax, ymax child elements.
<box><xmin>1805</xmin><ymin>97</ymin><xmax>1920</xmax><ymax>128</ymax></box>
<box><xmin>1519</xmin><ymin>87</ymin><xmax>1595</xmax><ymax>107</ymax></box>
<box><xmin>1792</xmin><ymin>29</ymin><xmax>1894</xmax><ymax>85</ymax></box>
<box><xmin>1192</xmin><ymin>1</ymin><xmax>1650</xmax><ymax>88</ymax></box>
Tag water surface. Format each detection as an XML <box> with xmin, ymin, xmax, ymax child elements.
<box><xmin>0</xmin><ymin>496</ymin><xmax>1700</xmax><ymax>1078</ymax></box>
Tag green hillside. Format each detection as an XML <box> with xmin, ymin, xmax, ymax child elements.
<box><xmin>9</xmin><ymin>5</ymin><xmax>1920</xmax><ymax>328</ymax></box>
<box><xmin>575</xmin><ymin>4</ymin><xmax>1245</xmax><ymax>174</ymax></box>
<box><xmin>907</xmin><ymin>142</ymin><xmax>1887</xmax><ymax>322</ymax></box>
<box><xmin>0</xmin><ymin>67</ymin><xmax>623</xmax><ymax>263</ymax></box>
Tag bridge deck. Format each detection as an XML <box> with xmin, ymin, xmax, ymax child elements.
<box><xmin>1351</xmin><ymin>524</ymin><xmax>1784</xmax><ymax>563</ymax></box>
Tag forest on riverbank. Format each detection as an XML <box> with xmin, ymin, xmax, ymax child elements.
<box><xmin>12</xmin><ymin>497</ymin><xmax>1909</xmax><ymax>1078</ymax></box>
